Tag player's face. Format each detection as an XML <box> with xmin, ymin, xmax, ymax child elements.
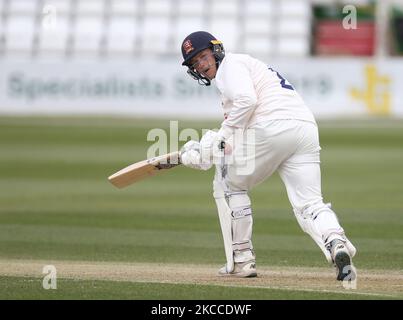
<box><xmin>189</xmin><ymin>49</ymin><xmax>217</xmax><ymax>80</ymax></box>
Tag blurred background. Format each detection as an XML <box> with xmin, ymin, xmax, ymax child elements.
<box><xmin>0</xmin><ymin>0</ymin><xmax>402</xmax><ymax>299</ymax></box>
<box><xmin>0</xmin><ymin>0</ymin><xmax>402</xmax><ymax>118</ymax></box>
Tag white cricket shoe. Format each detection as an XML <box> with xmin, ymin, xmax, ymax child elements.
<box><xmin>218</xmin><ymin>261</ymin><xmax>257</xmax><ymax>278</ymax></box>
<box><xmin>329</xmin><ymin>239</ymin><xmax>356</xmax><ymax>281</ymax></box>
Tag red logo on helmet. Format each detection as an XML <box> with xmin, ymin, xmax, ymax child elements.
<box><xmin>183</xmin><ymin>40</ymin><xmax>194</xmax><ymax>55</ymax></box>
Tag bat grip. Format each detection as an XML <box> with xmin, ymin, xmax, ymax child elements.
<box><xmin>219</xmin><ymin>140</ymin><xmax>226</xmax><ymax>151</ymax></box>
<box><xmin>220</xmin><ymin>141</ymin><xmax>226</xmax><ymax>179</ymax></box>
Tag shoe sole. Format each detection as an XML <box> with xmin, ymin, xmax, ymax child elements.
<box><xmin>334</xmin><ymin>250</ymin><xmax>354</xmax><ymax>281</ymax></box>
<box><xmin>243</xmin><ymin>272</ymin><xmax>257</xmax><ymax>278</ymax></box>
<box><xmin>218</xmin><ymin>271</ymin><xmax>257</xmax><ymax>278</ymax></box>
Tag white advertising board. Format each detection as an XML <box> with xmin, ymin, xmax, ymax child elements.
<box><xmin>0</xmin><ymin>57</ymin><xmax>402</xmax><ymax>119</ymax></box>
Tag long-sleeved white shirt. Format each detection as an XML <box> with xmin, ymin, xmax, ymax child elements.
<box><xmin>214</xmin><ymin>53</ymin><xmax>316</xmax><ymax>139</ymax></box>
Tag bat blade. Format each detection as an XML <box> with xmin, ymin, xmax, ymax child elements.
<box><xmin>108</xmin><ymin>151</ymin><xmax>180</xmax><ymax>188</ymax></box>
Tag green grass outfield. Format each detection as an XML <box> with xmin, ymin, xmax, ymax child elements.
<box><xmin>0</xmin><ymin>116</ymin><xmax>402</xmax><ymax>300</ymax></box>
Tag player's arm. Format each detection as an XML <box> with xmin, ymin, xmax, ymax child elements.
<box><xmin>217</xmin><ymin>59</ymin><xmax>258</xmax><ymax>140</ymax></box>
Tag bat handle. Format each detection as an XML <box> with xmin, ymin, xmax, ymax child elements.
<box><xmin>219</xmin><ymin>141</ymin><xmax>226</xmax><ymax>179</ymax></box>
<box><xmin>219</xmin><ymin>140</ymin><xmax>225</xmax><ymax>150</ymax></box>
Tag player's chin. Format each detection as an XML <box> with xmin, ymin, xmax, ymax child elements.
<box><xmin>203</xmin><ymin>70</ymin><xmax>215</xmax><ymax>80</ymax></box>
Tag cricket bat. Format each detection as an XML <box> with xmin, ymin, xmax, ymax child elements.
<box><xmin>108</xmin><ymin>151</ymin><xmax>181</xmax><ymax>188</ymax></box>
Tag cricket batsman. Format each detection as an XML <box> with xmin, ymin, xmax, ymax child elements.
<box><xmin>179</xmin><ymin>31</ymin><xmax>356</xmax><ymax>280</ymax></box>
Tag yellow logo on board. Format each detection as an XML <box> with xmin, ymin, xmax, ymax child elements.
<box><xmin>350</xmin><ymin>65</ymin><xmax>391</xmax><ymax>115</ymax></box>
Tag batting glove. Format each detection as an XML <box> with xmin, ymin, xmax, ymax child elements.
<box><xmin>180</xmin><ymin>140</ymin><xmax>212</xmax><ymax>171</ymax></box>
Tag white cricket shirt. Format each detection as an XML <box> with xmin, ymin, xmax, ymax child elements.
<box><xmin>214</xmin><ymin>53</ymin><xmax>316</xmax><ymax>139</ymax></box>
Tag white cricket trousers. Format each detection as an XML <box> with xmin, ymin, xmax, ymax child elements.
<box><xmin>216</xmin><ymin>119</ymin><xmax>345</xmax><ymax>262</ymax></box>
<box><xmin>226</xmin><ymin>120</ymin><xmax>328</xmax><ymax>211</ymax></box>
